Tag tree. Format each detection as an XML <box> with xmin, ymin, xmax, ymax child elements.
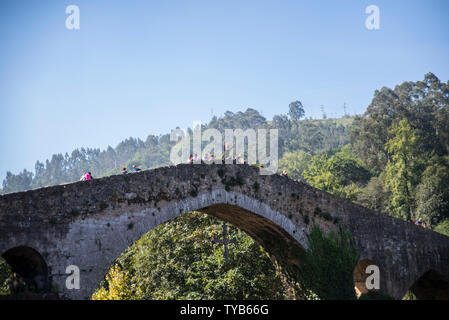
<box><xmin>92</xmin><ymin>265</ymin><xmax>140</xmax><ymax>300</ymax></box>
<box><xmin>415</xmin><ymin>156</ymin><xmax>449</xmax><ymax>226</ymax></box>
<box><xmin>303</xmin><ymin>154</ymin><xmax>341</xmax><ymax>194</ymax></box>
<box><xmin>303</xmin><ymin>147</ymin><xmax>368</xmax><ymax>201</ymax></box>
<box><xmin>288</xmin><ymin>100</ymin><xmax>305</xmax><ymax>121</ymax></box>
<box><xmin>278</xmin><ymin>150</ymin><xmax>312</xmax><ymax>181</ymax></box>
<box><xmin>1</xmin><ymin>169</ymin><xmax>33</xmax><ymax>194</ymax></box>
<box><xmin>357</xmin><ymin>176</ymin><xmax>389</xmax><ymax>214</ymax></box>
<box><xmin>330</xmin><ymin>145</ymin><xmax>371</xmax><ymax>186</ymax></box>
<box><xmin>351</xmin><ymin>73</ymin><xmax>449</xmax><ymax>172</ymax></box>
<box><xmin>384</xmin><ymin>120</ymin><xmax>424</xmax><ymax>221</ymax></box>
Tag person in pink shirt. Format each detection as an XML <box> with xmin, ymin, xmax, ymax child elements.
<box><xmin>80</xmin><ymin>172</ymin><xmax>93</xmax><ymax>181</ymax></box>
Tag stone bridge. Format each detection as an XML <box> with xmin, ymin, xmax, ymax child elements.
<box><xmin>1</xmin><ymin>164</ymin><xmax>448</xmax><ymax>299</ymax></box>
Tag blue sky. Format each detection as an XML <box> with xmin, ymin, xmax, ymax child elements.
<box><xmin>1</xmin><ymin>0</ymin><xmax>448</xmax><ymax>182</ymax></box>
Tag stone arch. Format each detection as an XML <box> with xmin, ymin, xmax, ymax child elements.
<box><xmin>84</xmin><ymin>190</ymin><xmax>309</xmax><ymax>299</ymax></box>
<box><xmin>407</xmin><ymin>269</ymin><xmax>449</xmax><ymax>300</ymax></box>
<box><xmin>353</xmin><ymin>259</ymin><xmax>377</xmax><ymax>297</ymax></box>
<box><xmin>1</xmin><ymin>246</ymin><xmax>49</xmax><ymax>293</ymax></box>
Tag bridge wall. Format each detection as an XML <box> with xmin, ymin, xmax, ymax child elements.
<box><xmin>1</xmin><ymin>164</ymin><xmax>448</xmax><ymax>299</ymax></box>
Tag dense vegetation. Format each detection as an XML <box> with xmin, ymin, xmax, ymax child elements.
<box><xmin>93</xmin><ymin>212</ymin><xmax>288</xmax><ymax>300</ymax></box>
<box><xmin>294</xmin><ymin>226</ymin><xmax>360</xmax><ymax>300</ymax></box>
<box><xmin>0</xmin><ymin>258</ymin><xmax>11</xmax><ymax>295</ymax></box>
<box><xmin>1</xmin><ymin>73</ymin><xmax>448</xmax><ymax>299</ymax></box>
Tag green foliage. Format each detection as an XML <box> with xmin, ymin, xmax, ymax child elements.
<box><xmin>351</xmin><ymin>73</ymin><xmax>449</xmax><ymax>226</ymax></box>
<box><xmin>0</xmin><ymin>258</ymin><xmax>12</xmax><ymax>295</ymax></box>
<box><xmin>303</xmin><ymin>147</ymin><xmax>369</xmax><ymax>201</ymax></box>
<box><xmin>351</xmin><ymin>72</ymin><xmax>449</xmax><ymax>173</ymax></box>
<box><xmin>278</xmin><ymin>150</ymin><xmax>312</xmax><ymax>181</ymax></box>
<box><xmin>288</xmin><ymin>100</ymin><xmax>305</xmax><ymax>121</ymax></box>
<box><xmin>356</xmin><ymin>176</ymin><xmax>389</xmax><ymax>213</ymax></box>
<box><xmin>92</xmin><ymin>265</ymin><xmax>141</xmax><ymax>300</ymax></box>
<box><xmin>1</xmin><ymin>169</ymin><xmax>33</xmax><ymax>195</ymax></box>
<box><xmin>330</xmin><ymin>145</ymin><xmax>371</xmax><ymax>186</ymax></box>
<box><xmin>276</xmin><ymin>118</ymin><xmax>351</xmax><ymax>156</ymax></box>
<box><xmin>415</xmin><ymin>156</ymin><xmax>449</xmax><ymax>225</ymax></box>
<box><xmin>295</xmin><ymin>226</ymin><xmax>359</xmax><ymax>300</ymax></box>
<box><xmin>402</xmin><ymin>290</ymin><xmax>417</xmax><ymax>300</ymax></box>
<box><xmin>435</xmin><ymin>220</ymin><xmax>449</xmax><ymax>237</ymax></box>
<box><xmin>384</xmin><ymin>120</ymin><xmax>424</xmax><ymax>221</ymax></box>
<box><xmin>95</xmin><ymin>212</ymin><xmax>288</xmax><ymax>300</ymax></box>
<box><xmin>303</xmin><ymin>154</ymin><xmax>341</xmax><ymax>193</ymax></box>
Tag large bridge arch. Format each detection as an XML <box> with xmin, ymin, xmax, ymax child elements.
<box><xmin>1</xmin><ymin>164</ymin><xmax>449</xmax><ymax>299</ymax></box>
<box><xmin>61</xmin><ymin>191</ymin><xmax>309</xmax><ymax>300</ymax></box>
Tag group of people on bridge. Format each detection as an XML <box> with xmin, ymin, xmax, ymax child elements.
<box><xmin>80</xmin><ymin>164</ymin><xmax>143</xmax><ymax>181</ymax></box>
<box><xmin>121</xmin><ymin>165</ymin><xmax>142</xmax><ymax>174</ymax></box>
<box><xmin>414</xmin><ymin>217</ymin><xmax>428</xmax><ymax>229</ymax></box>
<box><xmin>187</xmin><ymin>153</ymin><xmax>248</xmax><ymax>165</ymax></box>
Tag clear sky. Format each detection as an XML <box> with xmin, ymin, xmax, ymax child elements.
<box><xmin>1</xmin><ymin>0</ymin><xmax>448</xmax><ymax>182</ymax></box>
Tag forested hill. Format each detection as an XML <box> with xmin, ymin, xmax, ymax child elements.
<box><xmin>0</xmin><ymin>109</ymin><xmax>353</xmax><ymax>194</ymax></box>
<box><xmin>2</xmin><ymin>73</ymin><xmax>449</xmax><ymax>235</ymax></box>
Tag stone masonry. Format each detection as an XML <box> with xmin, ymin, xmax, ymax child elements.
<box><xmin>0</xmin><ymin>164</ymin><xmax>448</xmax><ymax>299</ymax></box>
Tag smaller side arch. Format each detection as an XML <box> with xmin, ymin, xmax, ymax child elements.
<box><xmin>1</xmin><ymin>246</ymin><xmax>50</xmax><ymax>293</ymax></box>
<box><xmin>408</xmin><ymin>269</ymin><xmax>449</xmax><ymax>300</ymax></box>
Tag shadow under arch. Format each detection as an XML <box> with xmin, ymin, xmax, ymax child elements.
<box><xmin>1</xmin><ymin>246</ymin><xmax>50</xmax><ymax>293</ymax></box>
<box><xmin>201</xmin><ymin>203</ymin><xmax>306</xmax><ymax>293</ymax></box>
<box><xmin>353</xmin><ymin>259</ymin><xmax>377</xmax><ymax>297</ymax></box>
<box><xmin>406</xmin><ymin>269</ymin><xmax>449</xmax><ymax>300</ymax></box>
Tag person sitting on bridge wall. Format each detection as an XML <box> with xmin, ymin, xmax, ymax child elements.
<box><xmin>414</xmin><ymin>217</ymin><xmax>427</xmax><ymax>229</ymax></box>
<box><xmin>193</xmin><ymin>154</ymin><xmax>200</xmax><ymax>163</ymax></box>
<box><xmin>131</xmin><ymin>165</ymin><xmax>142</xmax><ymax>172</ymax></box>
<box><xmin>79</xmin><ymin>172</ymin><xmax>93</xmax><ymax>181</ymax></box>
